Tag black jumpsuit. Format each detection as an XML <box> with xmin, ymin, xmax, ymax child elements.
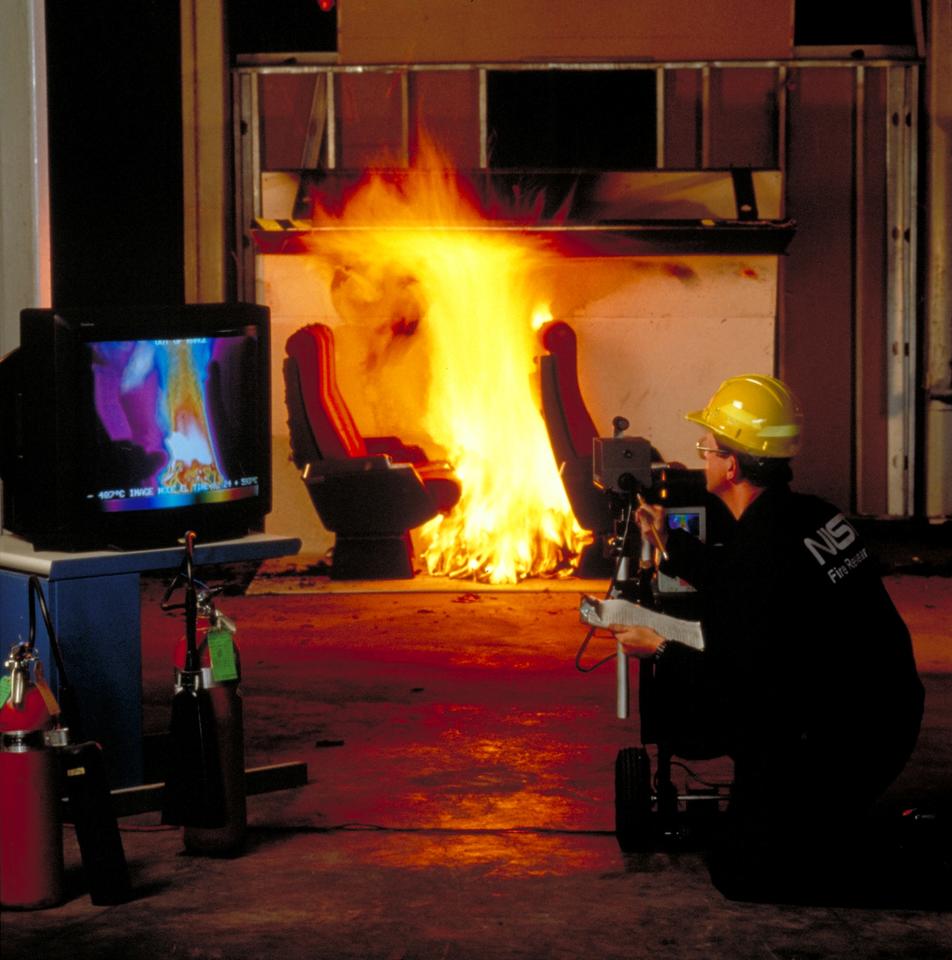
<box><xmin>653</xmin><ymin>484</ymin><xmax>924</xmax><ymax>896</ymax></box>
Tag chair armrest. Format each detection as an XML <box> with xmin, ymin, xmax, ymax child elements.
<box><xmin>414</xmin><ymin>461</ymin><xmax>462</xmax><ymax>512</ymax></box>
<box><xmin>302</xmin><ymin>455</ymin><xmax>418</xmax><ymax>477</ymax></box>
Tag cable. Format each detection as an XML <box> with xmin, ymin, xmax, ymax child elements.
<box><xmin>668</xmin><ymin>760</ymin><xmax>732</xmax><ymax>790</ymax></box>
<box><xmin>574</xmin><ymin>625</ymin><xmax>617</xmax><ymax>673</ymax></box>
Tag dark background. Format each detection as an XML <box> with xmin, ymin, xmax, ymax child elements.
<box><xmin>44</xmin><ymin>0</ymin><xmax>337</xmax><ymax>309</ymax></box>
<box><xmin>45</xmin><ymin>0</ymin><xmax>185</xmax><ymax>307</ymax></box>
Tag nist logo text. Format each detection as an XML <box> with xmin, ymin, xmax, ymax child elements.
<box><xmin>803</xmin><ymin>513</ymin><xmax>858</xmax><ymax>566</ymax></box>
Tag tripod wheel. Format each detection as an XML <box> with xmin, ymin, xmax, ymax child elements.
<box><xmin>615</xmin><ymin>746</ymin><xmax>653</xmax><ymax>852</ymax></box>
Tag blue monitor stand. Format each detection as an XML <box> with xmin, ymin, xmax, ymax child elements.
<box><xmin>0</xmin><ymin>532</ymin><xmax>300</xmax><ymax>788</ymax></box>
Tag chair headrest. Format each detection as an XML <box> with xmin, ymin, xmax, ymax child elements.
<box><xmin>539</xmin><ymin>320</ymin><xmax>578</xmax><ymax>357</ymax></box>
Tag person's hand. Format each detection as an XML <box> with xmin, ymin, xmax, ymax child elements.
<box><xmin>634</xmin><ymin>500</ymin><xmax>667</xmax><ymax>554</ymax></box>
<box><xmin>608</xmin><ymin>624</ymin><xmax>665</xmax><ymax>659</ymax></box>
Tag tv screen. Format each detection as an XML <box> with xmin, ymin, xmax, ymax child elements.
<box><xmin>88</xmin><ymin>334</ymin><xmax>261</xmax><ymax>513</ymax></box>
<box><xmin>1</xmin><ymin>303</ymin><xmax>271</xmax><ymax>551</ymax></box>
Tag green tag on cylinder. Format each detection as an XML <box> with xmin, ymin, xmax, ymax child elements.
<box><xmin>0</xmin><ymin>675</ymin><xmax>11</xmax><ymax>709</ymax></box>
<box><xmin>207</xmin><ymin>628</ymin><xmax>239</xmax><ymax>683</ymax></box>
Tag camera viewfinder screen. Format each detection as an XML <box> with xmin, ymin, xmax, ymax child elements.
<box><xmin>86</xmin><ymin>333</ymin><xmax>260</xmax><ymax>513</ymax></box>
<box><xmin>665</xmin><ymin>510</ymin><xmax>704</xmax><ymax>539</ymax></box>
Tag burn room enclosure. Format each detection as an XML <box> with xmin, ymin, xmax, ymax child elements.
<box><xmin>230</xmin><ymin>48</ymin><xmax>922</xmax><ymax>561</ymax></box>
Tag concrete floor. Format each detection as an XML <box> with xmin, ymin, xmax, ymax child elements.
<box><xmin>3</xmin><ymin>549</ymin><xmax>951</xmax><ymax>958</ymax></box>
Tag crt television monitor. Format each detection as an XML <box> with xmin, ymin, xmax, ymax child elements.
<box><xmin>0</xmin><ymin>303</ymin><xmax>271</xmax><ymax>551</ymax></box>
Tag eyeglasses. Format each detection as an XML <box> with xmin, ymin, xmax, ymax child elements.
<box><xmin>696</xmin><ymin>441</ymin><xmax>730</xmax><ymax>460</ymax></box>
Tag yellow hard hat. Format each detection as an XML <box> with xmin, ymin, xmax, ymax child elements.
<box><xmin>685</xmin><ymin>374</ymin><xmax>803</xmax><ymax>458</ymax></box>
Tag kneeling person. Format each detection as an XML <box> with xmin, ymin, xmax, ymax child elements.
<box><xmin>613</xmin><ymin>374</ymin><xmax>924</xmax><ymax>900</ymax></box>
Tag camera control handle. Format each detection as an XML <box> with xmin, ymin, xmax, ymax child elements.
<box><xmin>612</xmin><ymin>415</ymin><xmax>629</xmax><ymax>438</ymax></box>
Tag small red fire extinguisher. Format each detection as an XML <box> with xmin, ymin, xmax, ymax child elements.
<box><xmin>0</xmin><ymin>642</ymin><xmax>64</xmax><ymax>910</ymax></box>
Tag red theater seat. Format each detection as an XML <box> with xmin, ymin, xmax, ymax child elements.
<box><xmin>537</xmin><ymin>321</ymin><xmax>617</xmax><ymax>575</ymax></box>
<box><xmin>284</xmin><ymin>323</ymin><xmax>460</xmax><ymax>579</ymax></box>
<box><xmin>537</xmin><ymin>321</ymin><xmax>730</xmax><ymax>578</ymax></box>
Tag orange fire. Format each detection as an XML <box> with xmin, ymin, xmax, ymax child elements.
<box><xmin>303</xmin><ymin>146</ymin><xmax>585</xmax><ymax>582</ymax></box>
<box><xmin>160</xmin><ymin>342</ymin><xmax>223</xmax><ymax>493</ymax></box>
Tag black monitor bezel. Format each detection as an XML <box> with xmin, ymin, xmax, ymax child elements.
<box><xmin>8</xmin><ymin>303</ymin><xmax>271</xmax><ymax>552</ymax></box>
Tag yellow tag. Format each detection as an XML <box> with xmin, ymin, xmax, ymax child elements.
<box><xmin>67</xmin><ymin>766</ymin><xmax>86</xmax><ymax>777</ymax></box>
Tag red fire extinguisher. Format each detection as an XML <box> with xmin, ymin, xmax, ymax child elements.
<box><xmin>160</xmin><ymin>532</ymin><xmax>246</xmax><ymax>856</ymax></box>
<box><xmin>0</xmin><ymin>641</ymin><xmax>64</xmax><ymax>910</ymax></box>
<box><xmin>174</xmin><ymin>606</ymin><xmax>246</xmax><ymax>856</ymax></box>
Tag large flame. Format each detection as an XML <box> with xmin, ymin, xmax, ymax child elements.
<box><xmin>303</xmin><ymin>147</ymin><xmax>586</xmax><ymax>582</ymax></box>
<box><xmin>160</xmin><ymin>341</ymin><xmax>223</xmax><ymax>494</ymax></box>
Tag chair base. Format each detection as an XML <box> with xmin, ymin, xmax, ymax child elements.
<box><xmin>330</xmin><ymin>535</ymin><xmax>416</xmax><ymax>580</ymax></box>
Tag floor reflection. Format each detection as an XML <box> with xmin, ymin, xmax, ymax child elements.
<box><xmin>359</xmin><ymin>829</ymin><xmax>617</xmax><ymax>877</ymax></box>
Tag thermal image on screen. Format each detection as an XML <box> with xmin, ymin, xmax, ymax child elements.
<box><xmin>666</xmin><ymin>510</ymin><xmax>703</xmax><ymax>538</ymax></box>
<box><xmin>88</xmin><ymin>335</ymin><xmax>258</xmax><ymax>511</ymax></box>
